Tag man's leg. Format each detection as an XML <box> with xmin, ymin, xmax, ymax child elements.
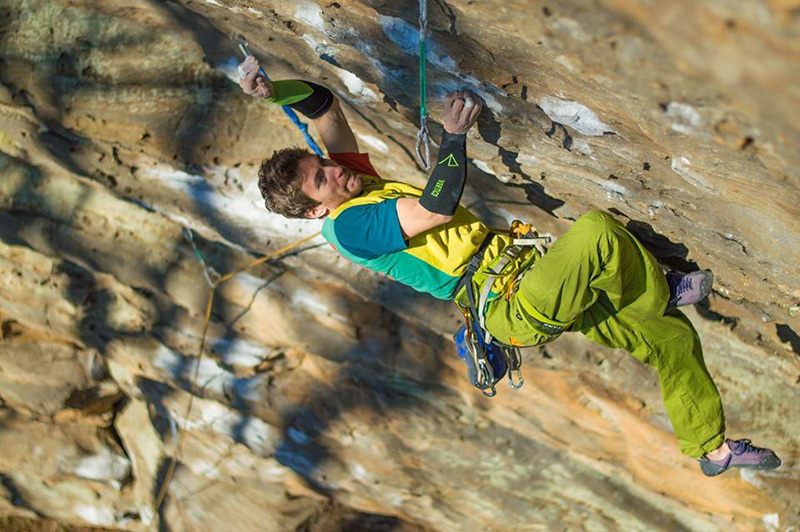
<box><xmin>581</xmin><ymin>301</ymin><xmax>726</xmax><ymax>458</ymax></box>
<box><xmin>499</xmin><ymin>210</ymin><xmax>726</xmax><ymax>458</ymax></box>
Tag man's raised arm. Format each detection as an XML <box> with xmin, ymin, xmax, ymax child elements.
<box><xmin>395</xmin><ymin>90</ymin><xmax>482</xmax><ymax>240</ymax></box>
<box><xmin>238</xmin><ymin>55</ymin><xmax>358</xmax><ymax>154</ymax></box>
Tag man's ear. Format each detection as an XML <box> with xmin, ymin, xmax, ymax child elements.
<box><xmin>304</xmin><ymin>204</ymin><xmax>329</xmax><ymax>219</ymax></box>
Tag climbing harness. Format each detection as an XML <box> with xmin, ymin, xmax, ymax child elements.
<box><xmin>453</xmin><ymin>221</ymin><xmax>556</xmax><ymax>397</ymax></box>
<box><xmin>237</xmin><ymin>40</ymin><xmax>324</xmax><ymax>157</ymax></box>
<box><xmin>414</xmin><ymin>0</ymin><xmax>432</xmax><ymax>171</ymax></box>
<box><xmin>152</xmin><ymin>230</ymin><xmax>321</xmax><ymax>527</ymax></box>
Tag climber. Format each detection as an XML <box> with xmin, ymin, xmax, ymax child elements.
<box><xmin>237</xmin><ymin>55</ymin><xmax>781</xmax><ymax>477</ymax></box>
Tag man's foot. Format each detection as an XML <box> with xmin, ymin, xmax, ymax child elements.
<box><xmin>699</xmin><ymin>438</ymin><xmax>781</xmax><ymax>477</ymax></box>
<box><xmin>666</xmin><ymin>269</ymin><xmax>713</xmax><ymax>307</ymax></box>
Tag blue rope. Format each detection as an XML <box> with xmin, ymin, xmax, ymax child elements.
<box><xmin>282</xmin><ymin>106</ymin><xmax>323</xmax><ymax>156</ymax></box>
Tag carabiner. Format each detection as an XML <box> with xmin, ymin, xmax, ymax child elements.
<box><xmin>508</xmin><ymin>369</ymin><xmax>524</xmax><ymax>390</ymax></box>
<box><xmin>477</xmin><ymin>358</ymin><xmax>495</xmax><ymax>390</ymax></box>
<box><xmin>503</xmin><ymin>346</ymin><xmax>525</xmax><ymax>390</ymax></box>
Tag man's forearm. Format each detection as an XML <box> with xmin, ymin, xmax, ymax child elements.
<box><xmin>266</xmin><ymin>80</ymin><xmax>357</xmax><ymax>153</ymax></box>
<box><xmin>418</xmin><ymin>131</ymin><xmax>467</xmax><ymax>215</ymax></box>
<box><xmin>267</xmin><ymin>80</ymin><xmax>334</xmax><ymax>119</ymax></box>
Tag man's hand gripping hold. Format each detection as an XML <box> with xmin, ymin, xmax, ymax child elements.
<box><xmin>397</xmin><ymin>90</ymin><xmax>483</xmax><ymax>239</ymax></box>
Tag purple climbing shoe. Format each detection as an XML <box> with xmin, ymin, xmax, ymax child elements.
<box><xmin>666</xmin><ymin>269</ymin><xmax>713</xmax><ymax>307</ymax></box>
<box><xmin>699</xmin><ymin>438</ymin><xmax>782</xmax><ymax>477</ymax></box>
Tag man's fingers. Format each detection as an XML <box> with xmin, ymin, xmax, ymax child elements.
<box><xmin>242</xmin><ymin>69</ymin><xmax>263</xmax><ymax>94</ymax></box>
<box><xmin>257</xmin><ymin>77</ymin><xmax>274</xmax><ymax>97</ymax></box>
<box><xmin>239</xmin><ymin>56</ymin><xmax>260</xmax><ymax>77</ymax></box>
<box><xmin>243</xmin><ymin>67</ymin><xmax>258</xmax><ymax>83</ymax></box>
<box><xmin>450</xmin><ymin>97</ymin><xmax>465</xmax><ymax>117</ymax></box>
<box><xmin>458</xmin><ymin>95</ymin><xmax>474</xmax><ymax>120</ymax></box>
<box><xmin>461</xmin><ymin>91</ymin><xmax>480</xmax><ymax>121</ymax></box>
<box><xmin>256</xmin><ymin>78</ymin><xmax>271</xmax><ymax>97</ymax></box>
<box><xmin>468</xmin><ymin>100</ymin><xmax>482</xmax><ymax>122</ymax></box>
<box><xmin>238</xmin><ymin>55</ymin><xmax>272</xmax><ymax>97</ymax></box>
<box><xmin>460</xmin><ymin>105</ymin><xmax>473</xmax><ymax>124</ymax></box>
<box><xmin>444</xmin><ymin>89</ymin><xmax>484</xmax><ymax>132</ymax></box>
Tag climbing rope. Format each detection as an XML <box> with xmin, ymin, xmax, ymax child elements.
<box><xmin>414</xmin><ymin>0</ymin><xmax>432</xmax><ymax>171</ymax></box>
<box><xmin>152</xmin><ymin>230</ymin><xmax>321</xmax><ymax>528</ymax></box>
<box><xmin>237</xmin><ymin>40</ymin><xmax>323</xmax><ymax>157</ymax></box>
<box><xmin>282</xmin><ymin>106</ymin><xmax>324</xmax><ymax>156</ymax></box>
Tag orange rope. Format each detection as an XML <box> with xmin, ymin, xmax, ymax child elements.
<box><xmin>151</xmin><ymin>231</ymin><xmax>321</xmax><ymax>528</ymax></box>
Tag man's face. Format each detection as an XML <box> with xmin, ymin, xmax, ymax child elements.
<box><xmin>297</xmin><ymin>155</ymin><xmax>362</xmax><ymax>218</ymax></box>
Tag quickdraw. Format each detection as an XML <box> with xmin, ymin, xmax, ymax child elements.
<box><xmin>414</xmin><ymin>0</ymin><xmax>432</xmax><ymax>171</ymax></box>
<box><xmin>182</xmin><ymin>228</ymin><xmax>220</xmax><ymax>288</ymax></box>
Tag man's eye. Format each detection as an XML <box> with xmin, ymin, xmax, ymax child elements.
<box><xmin>316</xmin><ymin>171</ymin><xmax>323</xmax><ymax>187</ymax></box>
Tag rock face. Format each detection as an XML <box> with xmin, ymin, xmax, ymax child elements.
<box><xmin>0</xmin><ymin>0</ymin><xmax>798</xmax><ymax>530</ymax></box>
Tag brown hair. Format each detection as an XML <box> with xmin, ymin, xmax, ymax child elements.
<box><xmin>257</xmin><ymin>147</ymin><xmax>320</xmax><ymax>218</ymax></box>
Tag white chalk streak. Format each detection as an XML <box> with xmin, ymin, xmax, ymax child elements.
<box><xmin>74</xmin><ymin>504</ymin><xmax>115</xmax><ymax>526</ymax></box>
<box><xmin>539</xmin><ymin>97</ymin><xmax>615</xmax><ymax>136</ymax></box>
<box><xmin>471</xmin><ymin>159</ymin><xmax>496</xmax><ymax>176</ymax></box>
<box><xmin>73</xmin><ymin>448</ymin><xmax>132</xmax><ymax>483</ymax></box>
<box><xmin>666</xmin><ymin>102</ymin><xmax>702</xmax><ymax>135</ymax></box>
<box><xmin>357</xmin><ymin>133</ymin><xmax>389</xmax><ymax>153</ymax></box>
<box><xmin>337</xmin><ymin>70</ymin><xmax>378</xmax><ymax>101</ymax></box>
<box><xmin>295</xmin><ymin>3</ymin><xmax>326</xmax><ymax>31</ymax></box>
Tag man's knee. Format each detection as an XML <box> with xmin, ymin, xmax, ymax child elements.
<box><xmin>573</xmin><ymin>210</ymin><xmax>619</xmax><ymax>235</ymax></box>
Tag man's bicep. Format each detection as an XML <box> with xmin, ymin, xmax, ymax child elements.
<box><xmin>396</xmin><ymin>197</ymin><xmax>453</xmax><ymax>240</ymax></box>
<box><xmin>314</xmin><ymin>98</ymin><xmax>358</xmax><ymax>154</ymax></box>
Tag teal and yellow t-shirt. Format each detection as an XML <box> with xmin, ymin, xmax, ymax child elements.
<box><xmin>321</xmin><ymin>153</ymin><xmax>509</xmax><ymax>300</ymax></box>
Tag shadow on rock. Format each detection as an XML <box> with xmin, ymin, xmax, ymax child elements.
<box><xmin>515</xmin><ymin>181</ymin><xmax>565</xmax><ymax>216</ymax></box>
<box><xmin>477</xmin><ymin>111</ymin><xmax>565</xmax><ymax>216</ymax></box>
<box><xmin>776</xmin><ymin>323</ymin><xmax>800</xmax><ymax>355</ymax></box>
<box><xmin>0</xmin><ymin>473</ymin><xmax>45</xmax><ymax>519</ymax></box>
<box><xmin>622</xmin><ymin>218</ymin><xmax>695</xmax><ymax>272</ymax></box>
<box><xmin>274</xmin><ymin>305</ymin><xmax>451</xmax><ymax>498</ymax></box>
<box><xmin>694</xmin><ymin>298</ymin><xmax>739</xmax><ymax>329</ymax></box>
<box><xmin>274</xmin><ymin>361</ymin><xmax>442</xmax><ymax>497</ymax></box>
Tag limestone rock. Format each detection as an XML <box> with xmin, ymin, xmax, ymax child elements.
<box><xmin>0</xmin><ymin>0</ymin><xmax>798</xmax><ymax>531</ymax></box>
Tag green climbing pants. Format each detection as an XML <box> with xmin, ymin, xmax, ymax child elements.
<box><xmin>484</xmin><ymin>211</ymin><xmax>725</xmax><ymax>458</ymax></box>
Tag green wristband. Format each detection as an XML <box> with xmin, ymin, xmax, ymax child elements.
<box><xmin>267</xmin><ymin>80</ymin><xmax>314</xmax><ymax>106</ymax></box>
<box><xmin>266</xmin><ymin>80</ymin><xmax>334</xmax><ymax>119</ymax></box>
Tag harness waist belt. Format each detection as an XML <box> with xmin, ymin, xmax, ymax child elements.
<box><xmin>517</xmin><ymin>289</ymin><xmax>568</xmax><ymax>336</ymax></box>
<box><xmin>454</xmin><ymin>232</ymin><xmax>495</xmax><ymax>298</ymax></box>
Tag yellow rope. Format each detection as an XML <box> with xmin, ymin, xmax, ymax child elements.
<box><xmin>150</xmin><ymin>222</ymin><xmax>517</xmax><ymax>524</ymax></box>
<box><xmin>151</xmin><ymin>231</ymin><xmax>321</xmax><ymax>527</ymax></box>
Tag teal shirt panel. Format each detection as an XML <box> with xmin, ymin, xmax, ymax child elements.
<box><xmin>322</xmin><ymin>217</ymin><xmax>461</xmax><ymax>300</ymax></box>
<box><xmin>332</xmin><ymin>199</ymin><xmax>407</xmax><ymax>259</ymax></box>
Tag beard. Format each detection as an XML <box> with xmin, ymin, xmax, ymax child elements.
<box><xmin>342</xmin><ymin>167</ymin><xmax>362</xmax><ymax>196</ymax></box>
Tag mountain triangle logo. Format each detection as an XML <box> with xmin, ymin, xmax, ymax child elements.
<box><xmin>439</xmin><ymin>153</ymin><xmax>460</xmax><ymax>167</ymax></box>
